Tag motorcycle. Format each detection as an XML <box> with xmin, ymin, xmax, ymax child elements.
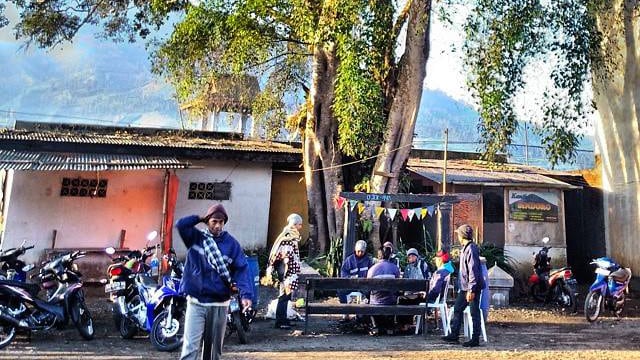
<box><xmin>0</xmin><ymin>250</ymin><xmax>94</xmax><ymax>349</ymax></box>
<box><xmin>225</xmin><ymin>284</ymin><xmax>255</xmax><ymax>344</ymax></box>
<box><xmin>584</xmin><ymin>257</ymin><xmax>632</xmax><ymax>322</ymax></box>
<box><xmin>102</xmin><ymin>231</ymin><xmax>158</xmax><ymax>330</ymax></box>
<box><xmin>0</xmin><ymin>240</ymin><xmax>36</xmax><ymax>281</ymax></box>
<box><xmin>119</xmin><ymin>247</ymin><xmax>186</xmax><ymax>352</ymax></box>
<box><xmin>528</xmin><ymin>237</ymin><xmax>578</xmax><ymax>313</ymax></box>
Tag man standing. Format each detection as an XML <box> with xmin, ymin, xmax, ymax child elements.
<box><xmin>441</xmin><ymin>224</ymin><xmax>485</xmax><ymax>347</ymax></box>
<box><xmin>266</xmin><ymin>213</ymin><xmax>303</xmax><ymax>329</ymax></box>
<box><xmin>176</xmin><ymin>203</ymin><xmax>253</xmax><ymax>360</ymax></box>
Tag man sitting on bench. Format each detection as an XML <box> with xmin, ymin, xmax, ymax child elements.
<box><xmin>367</xmin><ymin>246</ymin><xmax>400</xmax><ymax>335</ymax></box>
<box><xmin>339</xmin><ymin>240</ymin><xmax>373</xmax><ymax>323</ymax></box>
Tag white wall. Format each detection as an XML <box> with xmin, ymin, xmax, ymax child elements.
<box><xmin>3</xmin><ymin>170</ymin><xmax>165</xmax><ymax>264</ymax></box>
<box><xmin>171</xmin><ymin>160</ymin><xmax>273</xmax><ymax>256</ymax></box>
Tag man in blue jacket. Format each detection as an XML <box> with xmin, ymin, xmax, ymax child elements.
<box><xmin>176</xmin><ymin>203</ymin><xmax>253</xmax><ymax>360</ymax></box>
<box><xmin>338</xmin><ymin>240</ymin><xmax>373</xmax><ymax>322</ymax></box>
<box><xmin>442</xmin><ymin>224</ymin><xmax>485</xmax><ymax>347</ymax></box>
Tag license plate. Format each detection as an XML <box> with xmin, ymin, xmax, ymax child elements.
<box><xmin>105</xmin><ymin>281</ymin><xmax>126</xmax><ymax>293</ymax></box>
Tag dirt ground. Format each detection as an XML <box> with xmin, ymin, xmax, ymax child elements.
<box><xmin>2</xmin><ymin>285</ymin><xmax>640</xmax><ymax>360</ymax></box>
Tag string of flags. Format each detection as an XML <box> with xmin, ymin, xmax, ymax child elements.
<box><xmin>334</xmin><ymin>196</ymin><xmax>437</xmax><ymax>221</ymax></box>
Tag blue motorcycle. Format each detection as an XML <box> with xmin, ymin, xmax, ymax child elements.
<box><xmin>584</xmin><ymin>257</ymin><xmax>632</xmax><ymax>322</ymax></box>
<box><xmin>119</xmin><ymin>248</ymin><xmax>186</xmax><ymax>352</ymax></box>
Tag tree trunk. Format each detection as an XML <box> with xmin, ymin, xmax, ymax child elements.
<box><xmin>304</xmin><ymin>44</ymin><xmax>345</xmax><ymax>255</ymax></box>
<box><xmin>369</xmin><ymin>0</ymin><xmax>433</xmax><ymax>246</ymax></box>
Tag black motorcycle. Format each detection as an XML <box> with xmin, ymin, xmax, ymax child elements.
<box><xmin>225</xmin><ymin>284</ymin><xmax>255</xmax><ymax>344</ymax></box>
<box><xmin>0</xmin><ymin>250</ymin><xmax>94</xmax><ymax>349</ymax></box>
<box><xmin>0</xmin><ymin>240</ymin><xmax>35</xmax><ymax>282</ymax></box>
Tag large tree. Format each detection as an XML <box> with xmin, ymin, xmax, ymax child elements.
<box><xmin>1</xmin><ymin>0</ymin><xmax>602</xmax><ymax>253</ymax></box>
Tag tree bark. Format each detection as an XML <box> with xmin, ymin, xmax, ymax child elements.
<box><xmin>369</xmin><ymin>0</ymin><xmax>433</xmax><ymax>246</ymax></box>
<box><xmin>304</xmin><ymin>44</ymin><xmax>345</xmax><ymax>255</ymax></box>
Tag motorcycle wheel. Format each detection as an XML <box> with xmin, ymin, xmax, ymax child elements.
<box><xmin>119</xmin><ymin>295</ymin><xmax>140</xmax><ymax>339</ymax></box>
<box><xmin>530</xmin><ymin>282</ymin><xmax>546</xmax><ymax>302</ymax></box>
<box><xmin>70</xmin><ymin>291</ymin><xmax>95</xmax><ymax>340</ymax></box>
<box><xmin>614</xmin><ymin>294</ymin><xmax>626</xmax><ymax>318</ymax></box>
<box><xmin>584</xmin><ymin>290</ymin><xmax>603</xmax><ymax>322</ymax></box>
<box><xmin>112</xmin><ymin>302</ymin><xmax>122</xmax><ymax>330</ymax></box>
<box><xmin>232</xmin><ymin>311</ymin><xmax>248</xmax><ymax>344</ymax></box>
<box><xmin>150</xmin><ymin>309</ymin><xmax>184</xmax><ymax>352</ymax></box>
<box><xmin>559</xmin><ymin>284</ymin><xmax>577</xmax><ymax>313</ymax></box>
<box><xmin>0</xmin><ymin>323</ymin><xmax>16</xmax><ymax>350</ymax></box>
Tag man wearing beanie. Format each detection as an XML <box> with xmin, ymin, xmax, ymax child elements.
<box><xmin>442</xmin><ymin>224</ymin><xmax>484</xmax><ymax>347</ymax></box>
<box><xmin>338</xmin><ymin>240</ymin><xmax>374</xmax><ymax>322</ymax></box>
<box><xmin>266</xmin><ymin>213</ymin><xmax>303</xmax><ymax>329</ymax></box>
<box><xmin>176</xmin><ymin>203</ymin><xmax>253</xmax><ymax>360</ymax></box>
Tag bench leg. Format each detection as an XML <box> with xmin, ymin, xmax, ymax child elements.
<box><xmin>304</xmin><ymin>310</ymin><xmax>309</xmax><ymax>335</ymax></box>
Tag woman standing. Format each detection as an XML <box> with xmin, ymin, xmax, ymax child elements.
<box><xmin>266</xmin><ymin>213</ymin><xmax>303</xmax><ymax>329</ymax></box>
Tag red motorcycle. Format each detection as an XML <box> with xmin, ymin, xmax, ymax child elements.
<box><xmin>528</xmin><ymin>237</ymin><xmax>578</xmax><ymax>313</ymax></box>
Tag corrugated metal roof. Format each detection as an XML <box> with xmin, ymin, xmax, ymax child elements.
<box><xmin>407</xmin><ymin>158</ymin><xmax>578</xmax><ymax>189</ymax></box>
<box><xmin>0</xmin><ymin>150</ymin><xmax>191</xmax><ymax>171</ymax></box>
<box><xmin>0</xmin><ymin>128</ymin><xmax>301</xmax><ymax>154</ymax></box>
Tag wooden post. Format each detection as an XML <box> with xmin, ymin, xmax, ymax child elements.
<box><xmin>51</xmin><ymin>229</ymin><xmax>57</xmax><ymax>249</ymax></box>
<box><xmin>437</xmin><ymin>203</ymin><xmax>452</xmax><ymax>252</ymax></box>
<box><xmin>342</xmin><ymin>202</ymin><xmax>357</xmax><ymax>261</ymax></box>
<box><xmin>119</xmin><ymin>229</ymin><xmax>126</xmax><ymax>248</ymax></box>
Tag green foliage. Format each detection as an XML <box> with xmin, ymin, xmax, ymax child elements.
<box><xmin>478</xmin><ymin>243</ymin><xmax>516</xmax><ymax>275</ymax></box>
<box><xmin>463</xmin><ymin>0</ymin><xmax>598</xmax><ymax>167</ymax></box>
<box><xmin>325</xmin><ymin>236</ymin><xmax>343</xmax><ymax>278</ymax></box>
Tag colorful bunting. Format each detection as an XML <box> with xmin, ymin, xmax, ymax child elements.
<box><xmin>427</xmin><ymin>205</ymin><xmax>435</xmax><ymax>217</ymax></box>
<box><xmin>357</xmin><ymin>202</ymin><xmax>365</xmax><ymax>214</ymax></box>
<box><xmin>421</xmin><ymin>208</ymin><xmax>428</xmax><ymax>219</ymax></box>
<box><xmin>335</xmin><ymin>196</ymin><xmax>345</xmax><ymax>209</ymax></box>
<box><xmin>349</xmin><ymin>200</ymin><xmax>358</xmax><ymax>211</ymax></box>
<box><xmin>407</xmin><ymin>209</ymin><xmax>416</xmax><ymax>221</ymax></box>
<box><xmin>400</xmin><ymin>209</ymin><xmax>409</xmax><ymax>221</ymax></box>
<box><xmin>387</xmin><ymin>208</ymin><xmax>398</xmax><ymax>221</ymax></box>
<box><xmin>412</xmin><ymin>208</ymin><xmax>422</xmax><ymax>220</ymax></box>
<box><xmin>375</xmin><ymin>207</ymin><xmax>385</xmax><ymax>219</ymax></box>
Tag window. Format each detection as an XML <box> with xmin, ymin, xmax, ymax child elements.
<box><xmin>188</xmin><ymin>182</ymin><xmax>232</xmax><ymax>200</ymax></box>
<box><xmin>60</xmin><ymin>177</ymin><xmax>108</xmax><ymax>198</ymax></box>
<box><xmin>483</xmin><ymin>190</ymin><xmax>504</xmax><ymax>223</ymax></box>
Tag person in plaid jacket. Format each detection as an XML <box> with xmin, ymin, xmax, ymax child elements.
<box><xmin>266</xmin><ymin>213</ymin><xmax>303</xmax><ymax>329</ymax></box>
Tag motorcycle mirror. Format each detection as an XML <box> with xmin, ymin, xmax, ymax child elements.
<box><xmin>542</xmin><ymin>237</ymin><xmax>550</xmax><ymax>244</ymax></box>
<box><xmin>105</xmin><ymin>247</ymin><xmax>116</xmax><ymax>255</ymax></box>
<box><xmin>20</xmin><ymin>239</ymin><xmax>27</xmax><ymax>247</ymax></box>
<box><xmin>146</xmin><ymin>231</ymin><xmax>159</xmax><ymax>242</ymax></box>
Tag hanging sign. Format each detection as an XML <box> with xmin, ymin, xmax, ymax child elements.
<box><xmin>508</xmin><ymin>190</ymin><xmax>559</xmax><ymax>222</ymax></box>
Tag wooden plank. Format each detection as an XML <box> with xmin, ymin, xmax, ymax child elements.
<box><xmin>339</xmin><ymin>192</ymin><xmax>458</xmax><ymax>204</ymax></box>
<box><xmin>305</xmin><ymin>277</ymin><xmax>428</xmax><ymax>293</ymax></box>
<box><xmin>306</xmin><ymin>303</ymin><xmax>425</xmax><ymax>316</ymax></box>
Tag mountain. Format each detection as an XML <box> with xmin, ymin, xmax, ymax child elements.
<box><xmin>0</xmin><ymin>33</ymin><xmax>594</xmax><ymax>170</ymax></box>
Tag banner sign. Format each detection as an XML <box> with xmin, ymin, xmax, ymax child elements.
<box><xmin>508</xmin><ymin>190</ymin><xmax>559</xmax><ymax>222</ymax></box>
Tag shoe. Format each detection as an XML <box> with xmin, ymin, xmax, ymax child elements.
<box><xmin>368</xmin><ymin>327</ymin><xmax>380</xmax><ymax>336</ymax></box>
<box><xmin>441</xmin><ymin>335</ymin><xmax>459</xmax><ymax>343</ymax></box>
<box><xmin>462</xmin><ymin>338</ymin><xmax>480</xmax><ymax>347</ymax></box>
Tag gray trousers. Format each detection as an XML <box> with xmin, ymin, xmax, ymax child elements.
<box><xmin>180</xmin><ymin>301</ymin><xmax>228</xmax><ymax>360</ymax></box>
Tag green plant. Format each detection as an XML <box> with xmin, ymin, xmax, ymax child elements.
<box><xmin>479</xmin><ymin>243</ymin><xmax>516</xmax><ymax>275</ymax></box>
<box><xmin>304</xmin><ymin>254</ymin><xmax>329</xmax><ymax>277</ymax></box>
<box><xmin>325</xmin><ymin>237</ymin><xmax>343</xmax><ymax>278</ymax></box>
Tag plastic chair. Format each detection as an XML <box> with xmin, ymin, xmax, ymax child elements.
<box><xmin>416</xmin><ymin>275</ymin><xmax>451</xmax><ymax>335</ymax></box>
<box><xmin>462</xmin><ymin>300</ymin><xmax>487</xmax><ymax>342</ymax></box>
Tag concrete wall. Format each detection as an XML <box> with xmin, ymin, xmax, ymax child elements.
<box><xmin>171</xmin><ymin>160</ymin><xmax>272</xmax><ymax>255</ymax></box>
<box><xmin>504</xmin><ymin>187</ymin><xmax>567</xmax><ymax>277</ymax></box>
<box><xmin>3</xmin><ymin>169</ymin><xmax>165</xmax><ymax>265</ymax></box>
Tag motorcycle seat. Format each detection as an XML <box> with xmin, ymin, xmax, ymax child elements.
<box><xmin>549</xmin><ymin>267</ymin><xmax>570</xmax><ymax>276</ymax></box>
<box><xmin>0</xmin><ymin>280</ymin><xmax>40</xmax><ymax>296</ymax></box>
<box><xmin>610</xmin><ymin>268</ymin><xmax>632</xmax><ymax>283</ymax></box>
<box><xmin>137</xmin><ymin>274</ymin><xmax>158</xmax><ymax>289</ymax></box>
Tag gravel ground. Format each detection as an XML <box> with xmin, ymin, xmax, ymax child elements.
<box><xmin>1</xmin><ymin>285</ymin><xmax>640</xmax><ymax>360</ymax></box>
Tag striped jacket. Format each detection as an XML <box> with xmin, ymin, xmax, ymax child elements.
<box><xmin>340</xmin><ymin>253</ymin><xmax>374</xmax><ymax>279</ymax></box>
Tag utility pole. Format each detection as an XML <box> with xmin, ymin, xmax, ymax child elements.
<box><xmin>524</xmin><ymin>121</ymin><xmax>530</xmax><ymax>165</ymax></box>
<box><xmin>442</xmin><ymin>128</ymin><xmax>448</xmax><ymax>195</ymax></box>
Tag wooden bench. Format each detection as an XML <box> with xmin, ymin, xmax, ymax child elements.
<box><xmin>304</xmin><ymin>277</ymin><xmax>428</xmax><ymax>336</ymax></box>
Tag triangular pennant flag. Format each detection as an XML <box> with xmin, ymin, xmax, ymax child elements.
<box><xmin>387</xmin><ymin>208</ymin><xmax>398</xmax><ymax>221</ymax></box>
<box><xmin>407</xmin><ymin>209</ymin><xmax>416</xmax><ymax>221</ymax></box>
<box><xmin>427</xmin><ymin>205</ymin><xmax>435</xmax><ymax>217</ymax></box>
<box><xmin>400</xmin><ymin>209</ymin><xmax>409</xmax><ymax>221</ymax></box>
<box><xmin>412</xmin><ymin>208</ymin><xmax>422</xmax><ymax>220</ymax></box>
<box><xmin>421</xmin><ymin>208</ymin><xmax>428</xmax><ymax>219</ymax></box>
<box><xmin>357</xmin><ymin>203</ymin><xmax>365</xmax><ymax>214</ymax></box>
<box><xmin>349</xmin><ymin>200</ymin><xmax>358</xmax><ymax>211</ymax></box>
<box><xmin>335</xmin><ymin>196</ymin><xmax>345</xmax><ymax>209</ymax></box>
<box><xmin>375</xmin><ymin>207</ymin><xmax>385</xmax><ymax>219</ymax></box>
